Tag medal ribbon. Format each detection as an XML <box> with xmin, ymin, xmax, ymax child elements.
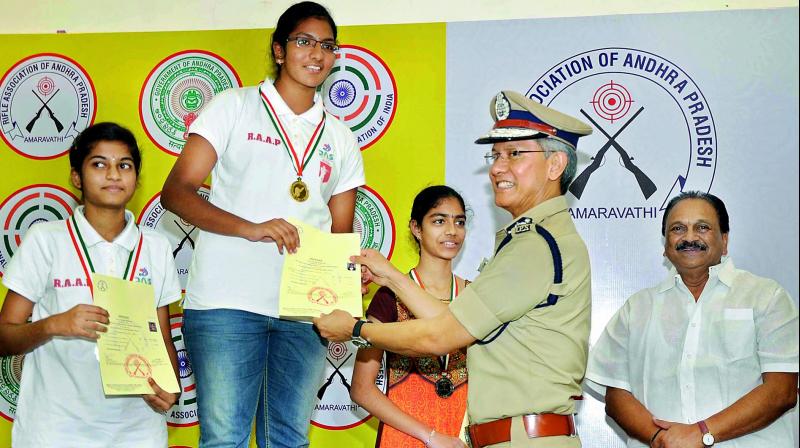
<box><xmin>259</xmin><ymin>84</ymin><xmax>326</xmax><ymax>179</ymax></box>
<box><xmin>409</xmin><ymin>268</ymin><xmax>457</xmax><ymax>302</ymax></box>
<box><xmin>409</xmin><ymin>269</ymin><xmax>458</xmax><ymax>370</ymax></box>
<box><xmin>66</xmin><ymin>215</ymin><xmax>144</xmax><ymax>298</ymax></box>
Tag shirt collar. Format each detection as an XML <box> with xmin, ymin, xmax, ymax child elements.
<box><xmin>260</xmin><ymin>77</ymin><xmax>324</xmax><ymax>124</ymax></box>
<box><xmin>658</xmin><ymin>255</ymin><xmax>735</xmax><ymax>293</ymax></box>
<box><xmin>713</xmin><ymin>256</ymin><xmax>736</xmax><ymax>286</ymax></box>
<box><xmin>73</xmin><ymin>206</ymin><xmax>139</xmax><ymax>251</ymax></box>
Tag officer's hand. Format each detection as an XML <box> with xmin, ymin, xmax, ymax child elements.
<box><xmin>313</xmin><ymin>310</ymin><xmax>356</xmax><ymax>342</ymax></box>
<box><xmin>246</xmin><ymin>218</ymin><xmax>299</xmax><ymax>254</ymax></box>
<box><xmin>142</xmin><ymin>377</ymin><xmax>179</xmax><ymax>413</ymax></box>
<box><xmin>46</xmin><ymin>304</ymin><xmax>109</xmax><ymax>339</ymax></box>
<box><xmin>352</xmin><ymin>249</ymin><xmax>399</xmax><ymax>287</ymax></box>
<box><xmin>427</xmin><ymin>432</ymin><xmax>467</xmax><ymax>448</ymax></box>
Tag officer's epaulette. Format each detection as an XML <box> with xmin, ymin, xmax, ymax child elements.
<box><xmin>506</xmin><ymin>216</ymin><xmax>533</xmax><ymax>235</ymax></box>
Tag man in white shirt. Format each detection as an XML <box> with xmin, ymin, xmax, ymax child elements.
<box><xmin>586</xmin><ymin>191</ymin><xmax>798</xmax><ymax>447</ymax></box>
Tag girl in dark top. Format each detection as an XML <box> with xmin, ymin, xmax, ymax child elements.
<box><xmin>351</xmin><ymin>185</ymin><xmax>469</xmax><ymax>448</ymax></box>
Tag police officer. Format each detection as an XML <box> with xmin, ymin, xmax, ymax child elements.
<box><xmin>315</xmin><ymin>91</ymin><xmax>592</xmax><ymax>448</ymax></box>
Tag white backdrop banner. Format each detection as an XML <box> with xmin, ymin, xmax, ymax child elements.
<box><xmin>446</xmin><ymin>8</ymin><xmax>799</xmax><ymax>446</ymax></box>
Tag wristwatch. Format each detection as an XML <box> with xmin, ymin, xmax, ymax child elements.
<box><xmin>697</xmin><ymin>420</ymin><xmax>715</xmax><ymax>446</ymax></box>
<box><xmin>351</xmin><ymin>320</ymin><xmax>371</xmax><ymax>348</ymax></box>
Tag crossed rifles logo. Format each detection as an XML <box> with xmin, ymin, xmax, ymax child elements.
<box><xmin>569</xmin><ymin>107</ymin><xmax>657</xmax><ymax>200</ymax></box>
<box><xmin>26</xmin><ymin>89</ymin><xmax>64</xmax><ymax>133</ymax></box>
<box><xmin>317</xmin><ymin>352</ymin><xmax>353</xmax><ymax>399</ymax></box>
<box><xmin>172</xmin><ymin>219</ymin><xmax>197</xmax><ymax>258</ymax></box>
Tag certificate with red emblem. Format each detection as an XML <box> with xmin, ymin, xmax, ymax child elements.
<box><xmin>93</xmin><ymin>274</ymin><xmax>180</xmax><ymax>395</ymax></box>
<box><xmin>279</xmin><ymin>219</ymin><xmax>363</xmax><ymax>319</ymax></box>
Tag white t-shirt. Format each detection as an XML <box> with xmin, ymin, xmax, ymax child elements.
<box><xmin>2</xmin><ymin>207</ymin><xmax>182</xmax><ymax>448</ymax></box>
<box><xmin>586</xmin><ymin>257</ymin><xmax>799</xmax><ymax>447</ymax></box>
<box><xmin>185</xmin><ymin>78</ymin><xmax>365</xmax><ymax>317</ymax></box>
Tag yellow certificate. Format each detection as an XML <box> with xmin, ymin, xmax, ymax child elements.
<box><xmin>93</xmin><ymin>273</ymin><xmax>180</xmax><ymax>395</ymax></box>
<box><xmin>279</xmin><ymin>219</ymin><xmax>362</xmax><ymax>319</ymax></box>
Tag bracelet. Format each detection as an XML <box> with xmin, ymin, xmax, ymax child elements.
<box><xmin>424</xmin><ymin>429</ymin><xmax>436</xmax><ymax>447</ymax></box>
<box><xmin>649</xmin><ymin>427</ymin><xmax>664</xmax><ymax>446</ymax></box>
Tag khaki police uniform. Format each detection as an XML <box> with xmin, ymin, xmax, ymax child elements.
<box><xmin>450</xmin><ymin>90</ymin><xmax>593</xmax><ymax>447</ymax></box>
<box><xmin>450</xmin><ymin>196</ymin><xmax>591</xmax><ymax>447</ymax></box>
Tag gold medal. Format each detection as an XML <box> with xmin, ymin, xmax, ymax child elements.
<box><xmin>290</xmin><ymin>179</ymin><xmax>309</xmax><ymax>202</ymax></box>
<box><xmin>260</xmin><ymin>85</ymin><xmax>327</xmax><ymax>205</ymax></box>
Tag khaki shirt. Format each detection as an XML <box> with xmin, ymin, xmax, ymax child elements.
<box><xmin>450</xmin><ymin>196</ymin><xmax>591</xmax><ymax>431</ymax></box>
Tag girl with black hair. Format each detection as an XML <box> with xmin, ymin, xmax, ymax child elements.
<box><xmin>161</xmin><ymin>2</ymin><xmax>364</xmax><ymax>446</ymax></box>
<box><xmin>0</xmin><ymin>122</ymin><xmax>181</xmax><ymax>447</ymax></box>
<box><xmin>351</xmin><ymin>186</ymin><xmax>469</xmax><ymax>448</ymax></box>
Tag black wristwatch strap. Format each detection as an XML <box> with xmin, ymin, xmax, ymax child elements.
<box><xmin>352</xmin><ymin>319</ymin><xmax>368</xmax><ymax>338</ymax></box>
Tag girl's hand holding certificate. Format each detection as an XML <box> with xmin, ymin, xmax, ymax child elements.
<box><xmin>45</xmin><ymin>304</ymin><xmax>110</xmax><ymax>340</ymax></box>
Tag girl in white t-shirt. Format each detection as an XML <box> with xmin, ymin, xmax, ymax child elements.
<box><xmin>0</xmin><ymin>122</ymin><xmax>182</xmax><ymax>447</ymax></box>
<box><xmin>161</xmin><ymin>2</ymin><xmax>364</xmax><ymax>447</ymax></box>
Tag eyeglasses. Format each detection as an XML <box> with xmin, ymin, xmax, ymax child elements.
<box><xmin>287</xmin><ymin>36</ymin><xmax>339</xmax><ymax>53</ymax></box>
<box><xmin>483</xmin><ymin>149</ymin><xmax>547</xmax><ymax>165</ymax></box>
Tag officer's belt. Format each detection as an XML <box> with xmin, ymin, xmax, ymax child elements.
<box><xmin>466</xmin><ymin>413</ymin><xmax>576</xmax><ymax>447</ymax></box>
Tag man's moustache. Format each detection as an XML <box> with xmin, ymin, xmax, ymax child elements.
<box><xmin>676</xmin><ymin>240</ymin><xmax>707</xmax><ymax>251</ymax></box>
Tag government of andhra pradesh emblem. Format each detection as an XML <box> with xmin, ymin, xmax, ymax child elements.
<box><xmin>353</xmin><ymin>185</ymin><xmax>395</xmax><ymax>259</ymax></box>
<box><xmin>0</xmin><ymin>353</ymin><xmax>24</xmax><ymax>421</ymax></box>
<box><xmin>140</xmin><ymin>50</ymin><xmax>241</xmax><ymax>156</ymax></box>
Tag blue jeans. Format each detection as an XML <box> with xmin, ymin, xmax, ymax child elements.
<box><xmin>183</xmin><ymin>308</ymin><xmax>327</xmax><ymax>448</ymax></box>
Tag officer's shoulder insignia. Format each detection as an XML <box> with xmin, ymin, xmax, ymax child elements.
<box><xmin>513</xmin><ymin>217</ymin><xmax>533</xmax><ymax>234</ymax></box>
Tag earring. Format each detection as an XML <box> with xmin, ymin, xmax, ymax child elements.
<box><xmin>277</xmin><ymin>58</ymin><xmax>284</xmax><ymax>64</ymax></box>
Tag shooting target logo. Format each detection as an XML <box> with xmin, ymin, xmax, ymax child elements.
<box><xmin>311</xmin><ymin>341</ymin><xmax>387</xmax><ymax>429</ymax></box>
<box><xmin>353</xmin><ymin>185</ymin><xmax>395</xmax><ymax>259</ymax></box>
<box><xmin>321</xmin><ymin>45</ymin><xmax>397</xmax><ymax>150</ymax></box>
<box><xmin>0</xmin><ymin>353</ymin><xmax>24</xmax><ymax>421</ymax></box>
<box><xmin>166</xmin><ymin>314</ymin><xmax>198</xmax><ymax>426</ymax></box>
<box><xmin>591</xmin><ymin>80</ymin><xmax>634</xmax><ymax>123</ymax></box>
<box><xmin>0</xmin><ymin>53</ymin><xmax>96</xmax><ymax>159</ymax></box>
<box><xmin>0</xmin><ymin>184</ymin><xmax>79</xmax><ymax>276</ymax></box>
<box><xmin>137</xmin><ymin>187</ymin><xmax>210</xmax><ymax>291</ymax></box>
<box><xmin>140</xmin><ymin>50</ymin><xmax>241</xmax><ymax>156</ymax></box>
<box><xmin>526</xmin><ymin>48</ymin><xmax>716</xmax><ymax>219</ymax></box>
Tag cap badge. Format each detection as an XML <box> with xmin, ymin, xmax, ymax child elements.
<box><xmin>495</xmin><ymin>92</ymin><xmax>510</xmax><ymax>120</ymax></box>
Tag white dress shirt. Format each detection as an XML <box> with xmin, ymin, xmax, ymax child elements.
<box><xmin>586</xmin><ymin>257</ymin><xmax>799</xmax><ymax>447</ymax></box>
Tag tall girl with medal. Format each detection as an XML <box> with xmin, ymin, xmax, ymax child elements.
<box><xmin>0</xmin><ymin>123</ymin><xmax>182</xmax><ymax>447</ymax></box>
<box><xmin>161</xmin><ymin>2</ymin><xmax>365</xmax><ymax>446</ymax></box>
<box><xmin>351</xmin><ymin>186</ymin><xmax>468</xmax><ymax>448</ymax></box>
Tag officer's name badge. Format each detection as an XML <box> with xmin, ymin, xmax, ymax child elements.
<box><xmin>477</xmin><ymin>258</ymin><xmax>490</xmax><ymax>272</ymax></box>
